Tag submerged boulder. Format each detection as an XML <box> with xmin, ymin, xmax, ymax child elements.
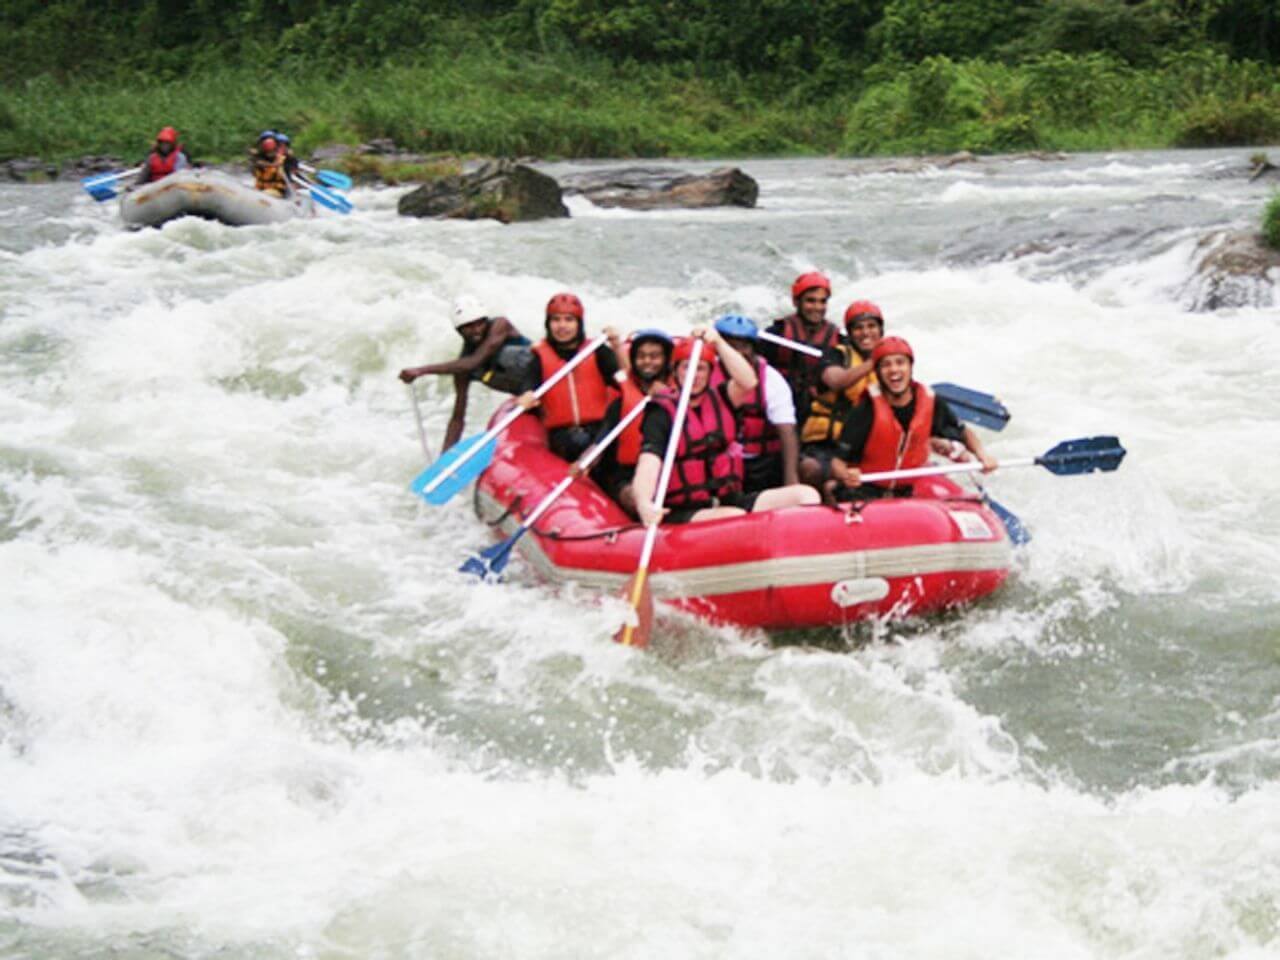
<box><xmin>397</xmin><ymin>159</ymin><xmax>568</xmax><ymax>223</ymax></box>
<box><xmin>562</xmin><ymin>166</ymin><xmax>758</xmax><ymax>210</ymax></box>
<box><xmin>1186</xmin><ymin>229</ymin><xmax>1280</xmax><ymax>310</ymax></box>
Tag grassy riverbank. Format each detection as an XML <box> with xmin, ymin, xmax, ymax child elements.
<box><xmin>3</xmin><ymin>49</ymin><xmax>1279</xmax><ymax>166</ymax></box>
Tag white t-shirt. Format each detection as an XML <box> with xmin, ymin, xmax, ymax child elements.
<box><xmin>762</xmin><ymin>364</ymin><xmax>796</xmax><ymax>426</ymax></box>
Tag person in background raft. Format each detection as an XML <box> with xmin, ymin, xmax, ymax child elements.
<box><xmin>711</xmin><ymin>315</ymin><xmax>800</xmax><ymax>492</ymax></box>
<box><xmin>757</xmin><ymin>271</ymin><xmax>843</xmax><ymax>428</ymax></box>
<box><xmin>799</xmin><ymin>299</ymin><xmax>884</xmax><ymax>488</ymax></box>
<box><xmin>633</xmin><ymin>327</ymin><xmax>819</xmax><ymax>526</ymax></box>
<box><xmin>828</xmin><ymin>336</ymin><xmax>997</xmax><ymax>503</ymax></box>
<box><xmin>591</xmin><ymin>329</ymin><xmax>674</xmax><ymax>518</ymax></box>
<box><xmin>134</xmin><ymin>127</ymin><xmax>190</xmax><ymax>186</ymax></box>
<box><xmin>516</xmin><ymin>292</ymin><xmax>627</xmax><ymax>463</ymax></box>
<box><xmin>249</xmin><ymin>130</ymin><xmax>297</xmax><ymax>198</ymax></box>
<box><xmin>398</xmin><ymin>296</ymin><xmax>534</xmax><ymax>452</ymax></box>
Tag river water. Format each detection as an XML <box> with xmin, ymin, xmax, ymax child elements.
<box><xmin>2</xmin><ymin>149</ymin><xmax>1278</xmax><ymax>958</ymax></box>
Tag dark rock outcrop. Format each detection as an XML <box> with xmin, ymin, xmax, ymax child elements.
<box><xmin>4</xmin><ymin>157</ymin><xmax>58</xmax><ymax>182</ymax></box>
<box><xmin>1186</xmin><ymin>229</ymin><xmax>1280</xmax><ymax>310</ymax></box>
<box><xmin>397</xmin><ymin>158</ymin><xmax>568</xmax><ymax>223</ymax></box>
<box><xmin>561</xmin><ymin>166</ymin><xmax>758</xmax><ymax>210</ymax></box>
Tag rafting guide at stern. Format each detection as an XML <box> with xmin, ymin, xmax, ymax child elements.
<box><xmin>398</xmin><ymin>297</ymin><xmax>534</xmax><ymax>452</ymax></box>
<box><xmin>133</xmin><ymin>126</ymin><xmax>190</xmax><ymax>186</ymax></box>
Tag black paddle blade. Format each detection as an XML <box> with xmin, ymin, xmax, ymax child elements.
<box><xmin>1037</xmin><ymin>436</ymin><xmax>1127</xmax><ymax>476</ymax></box>
<box><xmin>932</xmin><ymin>383</ymin><xmax>1011</xmax><ymax>432</ymax></box>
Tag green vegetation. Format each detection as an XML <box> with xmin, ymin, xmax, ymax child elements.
<box><xmin>2</xmin><ymin>1</ymin><xmax>1278</xmax><ymax>162</ymax></box>
<box><xmin>1264</xmin><ymin>192</ymin><xmax>1280</xmax><ymax>250</ymax></box>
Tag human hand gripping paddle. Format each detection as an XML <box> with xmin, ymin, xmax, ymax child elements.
<box><xmin>81</xmin><ymin>167</ymin><xmax>143</xmax><ymax>202</ymax></box>
<box><xmin>756</xmin><ymin>330</ymin><xmax>1011</xmax><ymax>431</ymax></box>
<box><xmin>614</xmin><ymin>339</ymin><xmax>703</xmax><ymax>648</ymax></box>
<box><xmin>460</xmin><ymin>397</ymin><xmax>652</xmax><ymax>580</ymax></box>
<box><xmin>411</xmin><ymin>335</ymin><xmax>609</xmax><ymax>505</ymax></box>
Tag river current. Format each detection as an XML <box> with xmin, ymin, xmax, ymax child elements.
<box><xmin>2</xmin><ymin>149</ymin><xmax>1279</xmax><ymax>958</ymax></box>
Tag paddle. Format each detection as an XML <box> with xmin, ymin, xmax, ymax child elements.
<box><xmin>971</xmin><ymin>477</ymin><xmax>1031</xmax><ymax>545</ymax></box>
<box><xmin>758</xmin><ymin>331</ymin><xmax>1010</xmax><ymax>432</ymax></box>
<box><xmin>859</xmin><ymin>435</ymin><xmax>1126</xmax><ymax>485</ymax></box>
<box><xmin>406</xmin><ymin>381</ymin><xmax>433</xmax><ymax>464</ymax></box>
<box><xmin>299</xmin><ymin>163</ymin><xmax>353</xmax><ymax>191</ymax></box>
<box><xmin>460</xmin><ymin>397</ymin><xmax>652</xmax><ymax>580</ymax></box>
<box><xmin>412</xmin><ymin>335</ymin><xmax>609</xmax><ymax>505</ymax></box>
<box><xmin>931</xmin><ymin>382</ymin><xmax>1010</xmax><ymax>432</ymax></box>
<box><xmin>81</xmin><ymin>167</ymin><xmax>142</xmax><ymax>202</ymax></box>
<box><xmin>297</xmin><ymin>174</ymin><xmax>353</xmax><ymax>214</ymax></box>
<box><xmin>615</xmin><ymin>340</ymin><xmax>704</xmax><ymax>648</ymax></box>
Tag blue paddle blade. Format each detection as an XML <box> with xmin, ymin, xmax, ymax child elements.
<box><xmin>306</xmin><ymin>183</ymin><xmax>353</xmax><ymax>215</ymax></box>
<box><xmin>86</xmin><ymin>183</ymin><xmax>118</xmax><ymax>202</ymax></box>
<box><xmin>932</xmin><ymin>383</ymin><xmax>1011</xmax><ymax>431</ymax></box>
<box><xmin>1037</xmin><ymin>436</ymin><xmax>1126</xmax><ymax>476</ymax></box>
<box><xmin>459</xmin><ymin>530</ymin><xmax>524</xmax><ymax>580</ymax></box>
<box><xmin>410</xmin><ymin>434</ymin><xmax>497</xmax><ymax>505</ymax></box>
<box><xmin>315</xmin><ymin>169</ymin><xmax>353</xmax><ymax>190</ymax></box>
<box><xmin>986</xmin><ymin>496</ymin><xmax>1031</xmax><ymax>545</ymax></box>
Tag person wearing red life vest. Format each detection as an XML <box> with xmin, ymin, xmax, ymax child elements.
<box><xmin>590</xmin><ymin>329</ymin><xmax>673</xmax><ymax>517</ymax></box>
<box><xmin>798</xmin><ymin>298</ymin><xmax>885</xmax><ymax>488</ymax></box>
<box><xmin>756</xmin><ymin>271</ymin><xmax>843</xmax><ymax>430</ymax></box>
<box><xmin>828</xmin><ymin>336</ymin><xmax>997</xmax><ymax>502</ymax></box>
<box><xmin>398</xmin><ymin>295</ymin><xmax>534</xmax><ymax>452</ymax></box>
<box><xmin>134</xmin><ymin>127</ymin><xmax>190</xmax><ymax>186</ymax></box>
<box><xmin>632</xmin><ymin>327</ymin><xmax>819</xmax><ymax>526</ymax></box>
<box><xmin>516</xmin><ymin>292</ymin><xmax>627</xmax><ymax>462</ymax></box>
<box><xmin>710</xmin><ymin>314</ymin><xmax>800</xmax><ymax>493</ymax></box>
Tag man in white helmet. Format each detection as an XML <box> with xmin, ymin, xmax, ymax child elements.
<box><xmin>398</xmin><ymin>297</ymin><xmax>533</xmax><ymax>451</ymax></box>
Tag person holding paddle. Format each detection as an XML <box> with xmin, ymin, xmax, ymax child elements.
<box><xmin>757</xmin><ymin>271</ymin><xmax>843</xmax><ymax>430</ymax></box>
<box><xmin>828</xmin><ymin>336</ymin><xmax>996</xmax><ymax>502</ymax></box>
<box><xmin>516</xmin><ymin>292</ymin><xmax>627</xmax><ymax>463</ymax></box>
<box><xmin>632</xmin><ymin>328</ymin><xmax>819</xmax><ymax>526</ymax></box>
<box><xmin>134</xmin><ymin>127</ymin><xmax>190</xmax><ymax>186</ymax></box>
<box><xmin>398</xmin><ymin>296</ymin><xmax>534</xmax><ymax>452</ymax></box>
<box><xmin>249</xmin><ymin>131</ymin><xmax>297</xmax><ymax>198</ymax></box>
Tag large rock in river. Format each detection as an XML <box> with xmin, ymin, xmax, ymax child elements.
<box><xmin>1185</xmin><ymin>229</ymin><xmax>1280</xmax><ymax>310</ymax></box>
<box><xmin>561</xmin><ymin>166</ymin><xmax>758</xmax><ymax>210</ymax></box>
<box><xmin>397</xmin><ymin>159</ymin><xmax>568</xmax><ymax>223</ymax></box>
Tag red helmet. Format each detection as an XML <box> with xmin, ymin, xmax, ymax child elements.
<box><xmin>671</xmin><ymin>336</ymin><xmax>708</xmax><ymax>367</ymax></box>
<box><xmin>791</xmin><ymin>271</ymin><xmax>832</xmax><ymax>302</ymax></box>
<box><xmin>844</xmin><ymin>300</ymin><xmax>884</xmax><ymax>327</ymax></box>
<box><xmin>156</xmin><ymin>126</ymin><xmax>178</xmax><ymax>144</ymax></box>
<box><xmin>871</xmin><ymin>336</ymin><xmax>913</xmax><ymax>366</ymax></box>
<box><xmin>545</xmin><ymin>292</ymin><xmax>584</xmax><ymax>320</ymax></box>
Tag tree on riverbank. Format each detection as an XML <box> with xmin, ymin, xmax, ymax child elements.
<box><xmin>3</xmin><ymin>0</ymin><xmax>1278</xmax><ymax>161</ymax></box>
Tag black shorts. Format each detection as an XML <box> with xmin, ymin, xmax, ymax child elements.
<box><xmin>665</xmin><ymin>490</ymin><xmax>760</xmax><ymax>525</ymax></box>
<box><xmin>595</xmin><ymin>462</ymin><xmax>636</xmax><ymax>501</ymax></box>
<box><xmin>548</xmin><ymin>422</ymin><xmax>600</xmax><ymax>463</ymax></box>
<box><xmin>742</xmin><ymin>454</ymin><xmax>783</xmax><ymax>494</ymax></box>
<box><xmin>800</xmin><ymin>443</ymin><xmax>839</xmax><ymax>481</ymax></box>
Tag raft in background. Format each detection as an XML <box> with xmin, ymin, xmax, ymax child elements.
<box><xmin>473</xmin><ymin>408</ymin><xmax>1013</xmax><ymax>631</ymax></box>
<box><xmin>120</xmin><ymin>169</ymin><xmax>313</xmax><ymax>228</ymax></box>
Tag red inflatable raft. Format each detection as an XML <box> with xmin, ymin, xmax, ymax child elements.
<box><xmin>474</xmin><ymin>408</ymin><xmax>1013</xmax><ymax>631</ymax></box>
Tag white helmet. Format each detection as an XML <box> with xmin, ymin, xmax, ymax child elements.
<box><xmin>451</xmin><ymin>296</ymin><xmax>486</xmax><ymax>329</ymax></box>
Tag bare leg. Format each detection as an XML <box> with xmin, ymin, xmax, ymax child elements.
<box><xmin>690</xmin><ymin>506</ymin><xmax>748</xmax><ymax>522</ymax></box>
<box><xmin>751</xmin><ymin>484</ymin><xmax>821</xmax><ymax>512</ymax></box>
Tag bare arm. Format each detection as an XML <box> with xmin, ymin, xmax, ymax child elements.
<box><xmin>632</xmin><ymin>452</ymin><xmax>665</xmax><ymax>525</ymax></box>
<box><xmin>399</xmin><ymin>318</ymin><xmax>515</xmax><ymax>383</ymax></box>
<box><xmin>776</xmin><ymin>424</ymin><xmax>800</xmax><ymax>487</ymax></box>
<box><xmin>961</xmin><ymin>425</ymin><xmax>998</xmax><ymax>472</ymax></box>
<box><xmin>822</xmin><ymin>357</ymin><xmax>873</xmax><ymax>391</ymax></box>
<box><xmin>442</xmin><ymin>374</ymin><xmax>470</xmax><ymax>450</ymax></box>
<box><xmin>702</xmin><ymin>327</ymin><xmax>757</xmax><ymax>406</ymax></box>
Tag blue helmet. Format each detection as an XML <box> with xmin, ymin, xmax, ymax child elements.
<box><xmin>257</xmin><ymin>129</ymin><xmax>278</xmax><ymax>142</ymax></box>
<box><xmin>275</xmin><ymin>132</ymin><xmax>291</xmax><ymax>145</ymax></box>
<box><xmin>714</xmin><ymin>314</ymin><xmax>757</xmax><ymax>341</ymax></box>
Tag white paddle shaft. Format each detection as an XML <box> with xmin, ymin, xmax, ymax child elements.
<box><xmin>757</xmin><ymin>329</ymin><xmax>823</xmax><ymax>358</ymax></box>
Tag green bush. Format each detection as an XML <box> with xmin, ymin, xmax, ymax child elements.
<box><xmin>1173</xmin><ymin>93</ymin><xmax>1280</xmax><ymax>146</ymax></box>
<box><xmin>1263</xmin><ymin>193</ymin><xmax>1280</xmax><ymax>251</ymax></box>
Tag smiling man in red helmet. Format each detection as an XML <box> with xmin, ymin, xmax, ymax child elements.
<box><xmin>134</xmin><ymin>126</ymin><xmax>190</xmax><ymax>186</ymax></box>
<box><xmin>828</xmin><ymin>336</ymin><xmax>997</xmax><ymax>502</ymax></box>
<box><xmin>757</xmin><ymin>271</ymin><xmax>844</xmax><ymax>428</ymax></box>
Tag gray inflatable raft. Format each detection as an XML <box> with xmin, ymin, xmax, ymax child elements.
<box><xmin>121</xmin><ymin>169</ymin><xmax>313</xmax><ymax>228</ymax></box>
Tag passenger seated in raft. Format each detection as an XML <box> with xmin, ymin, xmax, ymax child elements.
<box><xmin>591</xmin><ymin>329</ymin><xmax>674</xmax><ymax>518</ymax></box>
<box><xmin>134</xmin><ymin>126</ymin><xmax>190</xmax><ymax>186</ymax></box>
<box><xmin>398</xmin><ymin>296</ymin><xmax>534</xmax><ymax>452</ymax></box>
<box><xmin>710</xmin><ymin>314</ymin><xmax>801</xmax><ymax>493</ymax></box>
<box><xmin>516</xmin><ymin>292</ymin><xmax>628</xmax><ymax>463</ymax></box>
<box><xmin>757</xmin><ymin>271</ymin><xmax>843</xmax><ymax>430</ymax></box>
<box><xmin>632</xmin><ymin>327</ymin><xmax>820</xmax><ymax>526</ymax></box>
<box><xmin>249</xmin><ymin>130</ymin><xmax>297</xmax><ymax>198</ymax></box>
<box><xmin>827</xmin><ymin>336</ymin><xmax>997</xmax><ymax>504</ymax></box>
<box><xmin>799</xmin><ymin>299</ymin><xmax>884</xmax><ymax>489</ymax></box>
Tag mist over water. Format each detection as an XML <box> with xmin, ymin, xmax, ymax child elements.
<box><xmin>2</xmin><ymin>149</ymin><xmax>1279</xmax><ymax>958</ymax></box>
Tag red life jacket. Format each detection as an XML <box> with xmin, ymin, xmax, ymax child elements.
<box><xmin>654</xmin><ymin>387</ymin><xmax>743</xmax><ymax>509</ymax></box>
<box><xmin>533</xmin><ymin>340</ymin><xmax>610</xmax><ymax>429</ymax></box>
<box><xmin>147</xmin><ymin>147</ymin><xmax>182</xmax><ymax>179</ymax></box>
<box><xmin>859</xmin><ymin>382</ymin><xmax>935</xmax><ymax>489</ymax></box>
<box><xmin>773</xmin><ymin>315</ymin><xmax>841</xmax><ymax>418</ymax></box>
<box><xmin>710</xmin><ymin>357</ymin><xmax>781</xmax><ymax>458</ymax></box>
<box><xmin>614</xmin><ymin>375</ymin><xmax>649</xmax><ymax>467</ymax></box>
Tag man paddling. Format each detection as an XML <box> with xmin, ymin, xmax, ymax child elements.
<box><xmin>757</xmin><ymin>271</ymin><xmax>843</xmax><ymax>430</ymax></box>
<box><xmin>134</xmin><ymin>126</ymin><xmax>190</xmax><ymax>186</ymax></box>
<box><xmin>829</xmin><ymin>337</ymin><xmax>996</xmax><ymax>502</ymax></box>
<box><xmin>398</xmin><ymin>297</ymin><xmax>534</xmax><ymax>452</ymax></box>
<box><xmin>799</xmin><ymin>299</ymin><xmax>884</xmax><ymax>488</ymax></box>
<box><xmin>633</xmin><ymin>328</ymin><xmax>818</xmax><ymax>525</ymax></box>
